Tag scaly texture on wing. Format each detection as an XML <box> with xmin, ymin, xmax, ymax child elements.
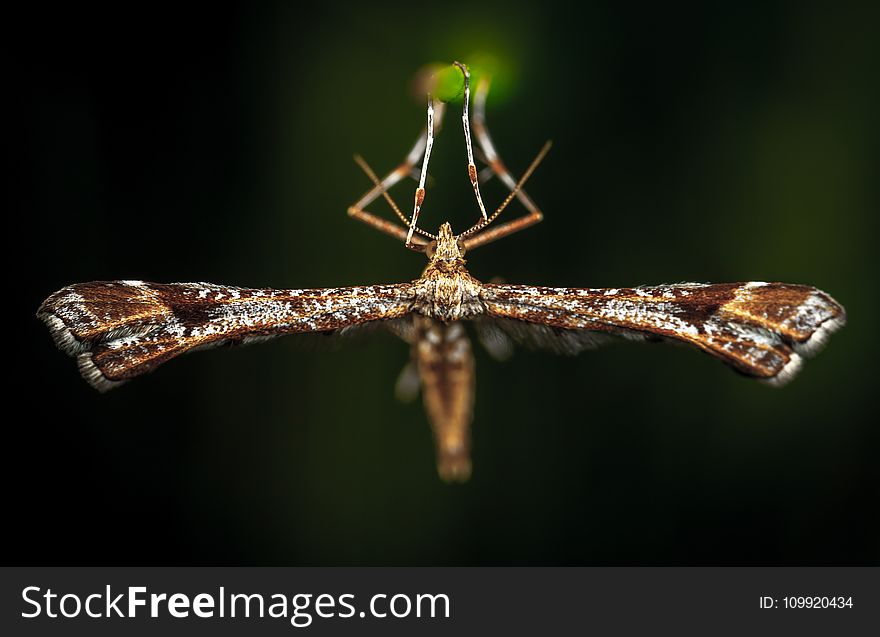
<box><xmin>38</xmin><ymin>280</ymin><xmax>415</xmax><ymax>390</ymax></box>
<box><xmin>480</xmin><ymin>282</ymin><xmax>845</xmax><ymax>385</ymax></box>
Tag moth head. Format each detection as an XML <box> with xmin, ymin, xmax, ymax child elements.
<box><xmin>426</xmin><ymin>222</ymin><xmax>466</xmax><ymax>262</ymax></box>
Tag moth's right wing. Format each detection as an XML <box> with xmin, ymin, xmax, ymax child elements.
<box><xmin>480</xmin><ymin>282</ymin><xmax>845</xmax><ymax>386</ymax></box>
<box><xmin>38</xmin><ymin>280</ymin><xmax>415</xmax><ymax>390</ymax></box>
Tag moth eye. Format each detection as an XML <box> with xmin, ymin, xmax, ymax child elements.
<box><xmin>425</xmin><ymin>241</ymin><xmax>437</xmax><ymax>258</ymax></box>
<box><xmin>456</xmin><ymin>238</ymin><xmax>467</xmax><ymax>257</ymax></box>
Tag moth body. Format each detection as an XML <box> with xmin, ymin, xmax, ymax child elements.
<box><xmin>412</xmin><ymin>223</ymin><xmax>484</xmax><ymax>322</ymax></box>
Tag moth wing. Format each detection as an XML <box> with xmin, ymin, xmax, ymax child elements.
<box><xmin>39</xmin><ymin>280</ymin><xmax>414</xmax><ymax>390</ymax></box>
<box><xmin>480</xmin><ymin>282</ymin><xmax>845</xmax><ymax>385</ymax></box>
<box><xmin>478</xmin><ymin>315</ymin><xmax>618</xmax><ymax>356</ymax></box>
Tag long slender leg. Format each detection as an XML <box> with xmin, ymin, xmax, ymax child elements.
<box><xmin>353</xmin><ymin>154</ymin><xmax>415</xmax><ymax>229</ymax></box>
<box><xmin>462</xmin><ymin>76</ymin><xmax>546</xmax><ymax>251</ymax></box>
<box><xmin>347</xmin><ymin>205</ymin><xmax>427</xmax><ymax>247</ymax></box>
<box><xmin>472</xmin><ymin>76</ymin><xmax>542</xmax><ymax>218</ymax></box>
<box><xmin>407</xmin><ymin>94</ymin><xmax>437</xmax><ymax>247</ymax></box>
<box><xmin>348</xmin><ymin>154</ymin><xmax>430</xmax><ymax>248</ymax></box>
<box><xmin>351</xmin><ymin>102</ymin><xmax>446</xmax><ymax>212</ymax></box>
<box><xmin>462</xmin><ymin>141</ymin><xmax>552</xmax><ymax>250</ymax></box>
<box><xmin>462</xmin><ymin>213</ymin><xmax>545</xmax><ymax>250</ymax></box>
<box><xmin>454</xmin><ymin>62</ymin><xmax>489</xmax><ymax>221</ymax></box>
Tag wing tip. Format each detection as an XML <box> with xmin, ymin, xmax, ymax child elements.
<box><xmin>760</xmin><ymin>309</ymin><xmax>845</xmax><ymax>388</ymax></box>
<box><xmin>759</xmin><ymin>352</ymin><xmax>804</xmax><ymax>388</ymax></box>
<box><xmin>39</xmin><ymin>297</ymin><xmax>125</xmax><ymax>392</ymax></box>
<box><xmin>37</xmin><ymin>310</ymin><xmax>86</xmax><ymax>357</ymax></box>
<box><xmin>791</xmin><ymin>310</ymin><xmax>846</xmax><ymax>358</ymax></box>
<box><xmin>76</xmin><ymin>352</ymin><xmax>127</xmax><ymax>392</ymax></box>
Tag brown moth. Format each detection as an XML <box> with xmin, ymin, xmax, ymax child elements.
<box><xmin>38</xmin><ymin>63</ymin><xmax>846</xmax><ymax>481</ymax></box>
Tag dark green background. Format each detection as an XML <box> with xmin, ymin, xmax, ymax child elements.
<box><xmin>19</xmin><ymin>2</ymin><xmax>878</xmax><ymax>564</ymax></box>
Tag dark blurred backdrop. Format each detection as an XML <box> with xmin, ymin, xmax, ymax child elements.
<box><xmin>16</xmin><ymin>2</ymin><xmax>878</xmax><ymax>564</ymax></box>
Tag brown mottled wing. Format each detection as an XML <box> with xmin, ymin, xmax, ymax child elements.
<box><xmin>480</xmin><ymin>282</ymin><xmax>845</xmax><ymax>386</ymax></box>
<box><xmin>38</xmin><ymin>280</ymin><xmax>414</xmax><ymax>391</ymax></box>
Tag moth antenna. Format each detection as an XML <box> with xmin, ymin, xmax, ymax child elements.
<box><xmin>353</xmin><ymin>154</ymin><xmax>409</xmax><ymax>227</ymax></box>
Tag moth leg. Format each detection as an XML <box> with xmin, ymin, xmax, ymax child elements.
<box><xmin>454</xmin><ymin>61</ymin><xmax>489</xmax><ymax>222</ymax></box>
<box><xmin>461</xmin><ymin>139</ymin><xmax>551</xmax><ymax>250</ymax></box>
<box><xmin>460</xmin><ymin>78</ymin><xmax>549</xmax><ymax>250</ymax></box>
<box><xmin>347</xmin><ymin>205</ymin><xmax>426</xmax><ymax>247</ymax></box>
<box><xmin>472</xmin><ymin>76</ymin><xmax>542</xmax><ymax>214</ymax></box>
<box><xmin>407</xmin><ymin>95</ymin><xmax>439</xmax><ymax>247</ymax></box>
<box><xmin>350</xmin><ymin>101</ymin><xmax>446</xmax><ymax>212</ymax></box>
<box><xmin>461</xmin><ymin>210</ymin><xmax>545</xmax><ymax>250</ymax></box>
<box><xmin>349</xmin><ymin>153</ymin><xmax>430</xmax><ymax>249</ymax></box>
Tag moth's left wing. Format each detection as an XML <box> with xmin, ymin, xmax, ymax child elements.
<box><xmin>39</xmin><ymin>280</ymin><xmax>414</xmax><ymax>390</ymax></box>
<box><xmin>480</xmin><ymin>282</ymin><xmax>845</xmax><ymax>386</ymax></box>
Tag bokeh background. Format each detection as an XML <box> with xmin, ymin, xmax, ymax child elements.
<box><xmin>17</xmin><ymin>2</ymin><xmax>878</xmax><ymax>564</ymax></box>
